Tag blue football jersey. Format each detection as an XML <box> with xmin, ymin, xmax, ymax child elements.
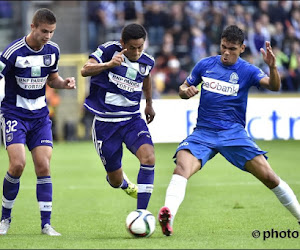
<box><xmin>0</xmin><ymin>36</ymin><xmax>59</xmax><ymax>119</ymax></box>
<box><xmin>186</xmin><ymin>55</ymin><xmax>267</xmax><ymax>129</ymax></box>
<box><xmin>84</xmin><ymin>41</ymin><xmax>155</xmax><ymax>119</ymax></box>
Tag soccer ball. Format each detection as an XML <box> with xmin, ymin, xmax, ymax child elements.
<box><xmin>125</xmin><ymin>209</ymin><xmax>156</xmax><ymax>237</ymax></box>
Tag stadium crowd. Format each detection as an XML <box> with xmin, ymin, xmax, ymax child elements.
<box><xmin>87</xmin><ymin>0</ymin><xmax>300</xmax><ymax>95</ymax></box>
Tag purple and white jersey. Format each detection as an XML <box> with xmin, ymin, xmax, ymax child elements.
<box><xmin>84</xmin><ymin>41</ymin><xmax>155</xmax><ymax>120</ymax></box>
<box><xmin>0</xmin><ymin>36</ymin><xmax>59</xmax><ymax>119</ymax></box>
<box><xmin>186</xmin><ymin>55</ymin><xmax>267</xmax><ymax>129</ymax></box>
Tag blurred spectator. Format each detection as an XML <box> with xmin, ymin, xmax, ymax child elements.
<box><xmin>204</xmin><ymin>7</ymin><xmax>225</xmax><ymax>55</ymax></box>
<box><xmin>268</xmin><ymin>0</ymin><xmax>290</xmax><ymax>26</ymax></box>
<box><xmin>143</xmin><ymin>1</ymin><xmax>168</xmax><ymax>49</ymax></box>
<box><xmin>271</xmin><ymin>21</ymin><xmax>285</xmax><ymax>50</ymax></box>
<box><xmin>287</xmin><ymin>40</ymin><xmax>300</xmax><ymax>91</ymax></box>
<box><xmin>184</xmin><ymin>1</ymin><xmax>210</xmax><ymax>27</ymax></box>
<box><xmin>293</xmin><ymin>55</ymin><xmax>300</xmax><ymax>91</ymax></box>
<box><xmin>165</xmin><ymin>2</ymin><xmax>191</xmax><ymax>48</ymax></box>
<box><xmin>87</xmin><ymin>1</ymin><xmax>102</xmax><ymax>52</ymax></box>
<box><xmin>272</xmin><ymin>44</ymin><xmax>291</xmax><ymax>92</ymax></box>
<box><xmin>190</xmin><ymin>26</ymin><xmax>207</xmax><ymax>64</ymax></box>
<box><xmin>289</xmin><ymin>9</ymin><xmax>300</xmax><ymax>40</ymax></box>
<box><xmin>282</xmin><ymin>25</ymin><xmax>297</xmax><ymax>56</ymax></box>
<box><xmin>116</xmin><ymin>1</ymin><xmax>144</xmax><ymax>26</ymax></box>
<box><xmin>252</xmin><ymin>0</ymin><xmax>270</xmax><ymax>21</ymax></box>
<box><xmin>163</xmin><ymin>57</ymin><xmax>188</xmax><ymax>95</ymax></box>
<box><xmin>248</xmin><ymin>19</ymin><xmax>270</xmax><ymax>66</ymax></box>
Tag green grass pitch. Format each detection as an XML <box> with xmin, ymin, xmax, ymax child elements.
<box><xmin>0</xmin><ymin>140</ymin><xmax>300</xmax><ymax>249</ymax></box>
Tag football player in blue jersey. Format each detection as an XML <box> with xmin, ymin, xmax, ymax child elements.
<box><xmin>81</xmin><ymin>24</ymin><xmax>155</xmax><ymax>211</ymax></box>
<box><xmin>158</xmin><ymin>25</ymin><xmax>300</xmax><ymax>236</ymax></box>
<box><xmin>0</xmin><ymin>8</ymin><xmax>76</xmax><ymax>236</ymax></box>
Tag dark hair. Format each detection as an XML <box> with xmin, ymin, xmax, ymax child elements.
<box><xmin>221</xmin><ymin>25</ymin><xmax>244</xmax><ymax>45</ymax></box>
<box><xmin>32</xmin><ymin>8</ymin><xmax>56</xmax><ymax>27</ymax></box>
<box><xmin>121</xmin><ymin>23</ymin><xmax>147</xmax><ymax>44</ymax></box>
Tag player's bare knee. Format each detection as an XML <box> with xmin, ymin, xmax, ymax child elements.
<box><xmin>263</xmin><ymin>172</ymin><xmax>280</xmax><ymax>189</ymax></box>
<box><xmin>173</xmin><ymin>164</ymin><xmax>190</xmax><ymax>179</ymax></box>
<box><xmin>36</xmin><ymin>168</ymin><xmax>50</xmax><ymax>177</ymax></box>
<box><xmin>140</xmin><ymin>153</ymin><xmax>155</xmax><ymax>165</ymax></box>
<box><xmin>9</xmin><ymin>160</ymin><xmax>26</xmax><ymax>177</ymax></box>
<box><xmin>255</xmin><ymin>167</ymin><xmax>280</xmax><ymax>189</ymax></box>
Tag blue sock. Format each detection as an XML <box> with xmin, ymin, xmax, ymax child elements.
<box><xmin>137</xmin><ymin>164</ymin><xmax>154</xmax><ymax>209</ymax></box>
<box><xmin>1</xmin><ymin>172</ymin><xmax>20</xmax><ymax>222</ymax></box>
<box><xmin>36</xmin><ymin>176</ymin><xmax>52</xmax><ymax>228</ymax></box>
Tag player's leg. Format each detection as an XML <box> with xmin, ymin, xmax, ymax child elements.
<box><xmin>31</xmin><ymin>146</ymin><xmax>61</xmax><ymax>236</ymax></box>
<box><xmin>29</xmin><ymin>116</ymin><xmax>60</xmax><ymax>236</ymax></box>
<box><xmin>0</xmin><ymin>116</ymin><xmax>27</xmax><ymax>235</ymax></box>
<box><xmin>158</xmin><ymin>130</ymin><xmax>218</xmax><ymax>236</ymax></box>
<box><xmin>105</xmin><ymin>167</ymin><xmax>137</xmax><ymax>198</ymax></box>
<box><xmin>0</xmin><ymin>144</ymin><xmax>26</xmax><ymax>235</ymax></box>
<box><xmin>92</xmin><ymin>117</ymin><xmax>136</xmax><ymax>197</ymax></box>
<box><xmin>218</xmin><ymin>123</ymin><xmax>300</xmax><ymax>224</ymax></box>
<box><xmin>245</xmin><ymin>155</ymin><xmax>300</xmax><ymax>223</ymax></box>
<box><xmin>135</xmin><ymin>143</ymin><xmax>155</xmax><ymax>209</ymax></box>
<box><xmin>123</xmin><ymin>117</ymin><xmax>155</xmax><ymax>208</ymax></box>
<box><xmin>158</xmin><ymin>149</ymin><xmax>201</xmax><ymax>236</ymax></box>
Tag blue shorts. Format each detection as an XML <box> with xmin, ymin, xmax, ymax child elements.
<box><xmin>1</xmin><ymin>114</ymin><xmax>53</xmax><ymax>151</ymax></box>
<box><xmin>175</xmin><ymin>124</ymin><xmax>267</xmax><ymax>171</ymax></box>
<box><xmin>92</xmin><ymin>115</ymin><xmax>153</xmax><ymax>172</ymax></box>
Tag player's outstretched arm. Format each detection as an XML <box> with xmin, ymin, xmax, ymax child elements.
<box><xmin>81</xmin><ymin>49</ymin><xmax>127</xmax><ymax>77</ymax></box>
<box><xmin>47</xmin><ymin>72</ymin><xmax>76</xmax><ymax>89</ymax></box>
<box><xmin>143</xmin><ymin>75</ymin><xmax>155</xmax><ymax>124</ymax></box>
<box><xmin>179</xmin><ymin>81</ymin><xmax>199</xmax><ymax>99</ymax></box>
<box><xmin>259</xmin><ymin>41</ymin><xmax>281</xmax><ymax>91</ymax></box>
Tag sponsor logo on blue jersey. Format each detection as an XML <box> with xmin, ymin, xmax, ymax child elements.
<box><xmin>202</xmin><ymin>76</ymin><xmax>239</xmax><ymax>96</ymax></box>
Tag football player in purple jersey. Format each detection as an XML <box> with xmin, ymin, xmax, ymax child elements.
<box><xmin>0</xmin><ymin>8</ymin><xmax>76</xmax><ymax>236</ymax></box>
<box><xmin>81</xmin><ymin>23</ymin><xmax>155</xmax><ymax>212</ymax></box>
<box><xmin>158</xmin><ymin>25</ymin><xmax>300</xmax><ymax>236</ymax></box>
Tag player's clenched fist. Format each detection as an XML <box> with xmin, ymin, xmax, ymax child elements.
<box><xmin>185</xmin><ymin>85</ymin><xmax>199</xmax><ymax>98</ymax></box>
<box><xmin>179</xmin><ymin>82</ymin><xmax>199</xmax><ymax>99</ymax></box>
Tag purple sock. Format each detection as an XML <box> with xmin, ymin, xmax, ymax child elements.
<box><xmin>137</xmin><ymin>164</ymin><xmax>154</xmax><ymax>209</ymax></box>
<box><xmin>1</xmin><ymin>172</ymin><xmax>20</xmax><ymax>222</ymax></box>
<box><xmin>36</xmin><ymin>176</ymin><xmax>52</xmax><ymax>228</ymax></box>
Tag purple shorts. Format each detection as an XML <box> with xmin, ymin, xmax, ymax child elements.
<box><xmin>1</xmin><ymin>114</ymin><xmax>53</xmax><ymax>151</ymax></box>
<box><xmin>92</xmin><ymin>115</ymin><xmax>153</xmax><ymax>172</ymax></box>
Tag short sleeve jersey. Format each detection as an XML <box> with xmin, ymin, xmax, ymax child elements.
<box><xmin>84</xmin><ymin>41</ymin><xmax>155</xmax><ymax>119</ymax></box>
<box><xmin>186</xmin><ymin>55</ymin><xmax>267</xmax><ymax>129</ymax></box>
<box><xmin>0</xmin><ymin>36</ymin><xmax>60</xmax><ymax>119</ymax></box>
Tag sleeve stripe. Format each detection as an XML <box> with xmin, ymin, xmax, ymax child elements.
<box><xmin>3</xmin><ymin>39</ymin><xmax>24</xmax><ymax>59</ymax></box>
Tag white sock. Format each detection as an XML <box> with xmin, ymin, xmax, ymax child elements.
<box><xmin>271</xmin><ymin>179</ymin><xmax>300</xmax><ymax>221</ymax></box>
<box><xmin>164</xmin><ymin>174</ymin><xmax>187</xmax><ymax>224</ymax></box>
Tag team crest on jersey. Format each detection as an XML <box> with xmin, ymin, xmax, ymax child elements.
<box><xmin>139</xmin><ymin>64</ymin><xmax>146</xmax><ymax>74</ymax></box>
<box><xmin>229</xmin><ymin>72</ymin><xmax>239</xmax><ymax>84</ymax></box>
<box><xmin>6</xmin><ymin>133</ymin><xmax>13</xmax><ymax>143</ymax></box>
<box><xmin>43</xmin><ymin>55</ymin><xmax>52</xmax><ymax>66</ymax></box>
